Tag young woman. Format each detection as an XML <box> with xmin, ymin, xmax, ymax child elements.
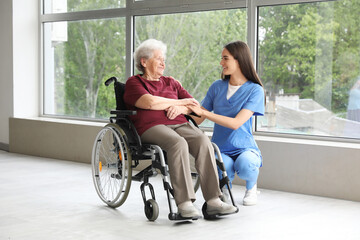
<box><xmin>188</xmin><ymin>41</ymin><xmax>265</xmax><ymax>206</ymax></box>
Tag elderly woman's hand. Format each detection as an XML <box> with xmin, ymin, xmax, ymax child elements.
<box><xmin>166</xmin><ymin>105</ymin><xmax>186</xmax><ymax>120</ymax></box>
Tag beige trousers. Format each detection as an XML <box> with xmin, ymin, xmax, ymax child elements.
<box><xmin>141</xmin><ymin>122</ymin><xmax>221</xmax><ymax>205</ymax></box>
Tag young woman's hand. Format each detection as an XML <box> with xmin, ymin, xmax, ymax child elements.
<box><xmin>181</xmin><ymin>98</ymin><xmax>200</xmax><ymax>107</ymax></box>
<box><xmin>187</xmin><ymin>105</ymin><xmax>205</xmax><ymax>116</ymax></box>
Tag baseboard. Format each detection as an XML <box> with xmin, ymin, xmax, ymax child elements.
<box><xmin>0</xmin><ymin>142</ymin><xmax>9</xmax><ymax>151</ymax></box>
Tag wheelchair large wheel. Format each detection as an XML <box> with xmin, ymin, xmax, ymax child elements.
<box><xmin>92</xmin><ymin>123</ymin><xmax>132</xmax><ymax>208</ymax></box>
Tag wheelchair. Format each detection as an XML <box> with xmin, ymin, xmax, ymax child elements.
<box><xmin>91</xmin><ymin>76</ymin><xmax>238</xmax><ymax>221</ymax></box>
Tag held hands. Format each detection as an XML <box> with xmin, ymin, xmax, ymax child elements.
<box><xmin>165</xmin><ymin>98</ymin><xmax>200</xmax><ymax>120</ymax></box>
<box><xmin>166</xmin><ymin>105</ymin><xmax>193</xmax><ymax>120</ymax></box>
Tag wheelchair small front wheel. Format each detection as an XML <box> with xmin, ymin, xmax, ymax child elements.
<box><xmin>191</xmin><ymin>172</ymin><xmax>200</xmax><ymax>192</ymax></box>
<box><xmin>144</xmin><ymin>199</ymin><xmax>159</xmax><ymax>221</ymax></box>
<box><xmin>92</xmin><ymin>123</ymin><xmax>132</xmax><ymax>208</ymax></box>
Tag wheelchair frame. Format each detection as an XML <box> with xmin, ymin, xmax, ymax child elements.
<box><xmin>91</xmin><ymin>76</ymin><xmax>237</xmax><ymax>221</ymax></box>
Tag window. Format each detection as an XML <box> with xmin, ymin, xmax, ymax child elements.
<box><xmin>41</xmin><ymin>0</ymin><xmax>360</xmax><ymax>140</ymax></box>
<box><xmin>256</xmin><ymin>0</ymin><xmax>360</xmax><ymax>139</ymax></box>
<box><xmin>43</xmin><ymin>18</ymin><xmax>126</xmax><ymax>118</ymax></box>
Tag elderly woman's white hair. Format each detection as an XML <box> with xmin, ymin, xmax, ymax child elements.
<box><xmin>134</xmin><ymin>39</ymin><xmax>167</xmax><ymax>73</ymax></box>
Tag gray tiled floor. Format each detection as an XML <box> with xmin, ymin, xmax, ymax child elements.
<box><xmin>1</xmin><ymin>150</ymin><xmax>360</xmax><ymax>240</ymax></box>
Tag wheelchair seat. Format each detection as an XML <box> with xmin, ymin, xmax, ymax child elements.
<box><xmin>91</xmin><ymin>76</ymin><xmax>237</xmax><ymax>221</ymax></box>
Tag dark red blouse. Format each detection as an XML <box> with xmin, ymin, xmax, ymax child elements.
<box><xmin>123</xmin><ymin>74</ymin><xmax>193</xmax><ymax>136</ymax></box>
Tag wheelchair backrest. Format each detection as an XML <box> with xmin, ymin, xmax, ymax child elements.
<box><xmin>105</xmin><ymin>78</ymin><xmax>144</xmax><ymax>152</ymax></box>
<box><xmin>114</xmin><ymin>81</ymin><xmax>127</xmax><ymax>111</ymax></box>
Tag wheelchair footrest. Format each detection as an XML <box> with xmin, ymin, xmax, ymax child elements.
<box><xmin>168</xmin><ymin>213</ymin><xmax>201</xmax><ymax>221</ymax></box>
<box><xmin>201</xmin><ymin>203</ymin><xmax>239</xmax><ymax>220</ymax></box>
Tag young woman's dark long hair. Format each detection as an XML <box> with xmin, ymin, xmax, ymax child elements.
<box><xmin>221</xmin><ymin>40</ymin><xmax>266</xmax><ymax>105</ymax></box>
<box><xmin>221</xmin><ymin>41</ymin><xmax>264</xmax><ymax>88</ymax></box>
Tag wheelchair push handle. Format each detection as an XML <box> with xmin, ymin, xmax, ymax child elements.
<box><xmin>105</xmin><ymin>76</ymin><xmax>118</xmax><ymax>86</ymax></box>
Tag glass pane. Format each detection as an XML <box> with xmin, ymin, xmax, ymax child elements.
<box><xmin>257</xmin><ymin>0</ymin><xmax>360</xmax><ymax>139</ymax></box>
<box><xmin>135</xmin><ymin>9</ymin><xmax>247</xmax><ymax>127</ymax></box>
<box><xmin>43</xmin><ymin>18</ymin><xmax>126</xmax><ymax>118</ymax></box>
<box><xmin>44</xmin><ymin>0</ymin><xmax>125</xmax><ymax>14</ymax></box>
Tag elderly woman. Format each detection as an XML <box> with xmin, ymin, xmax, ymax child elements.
<box><xmin>123</xmin><ymin>39</ymin><xmax>237</xmax><ymax>218</ymax></box>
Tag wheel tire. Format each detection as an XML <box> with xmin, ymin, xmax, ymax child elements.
<box><xmin>144</xmin><ymin>199</ymin><xmax>159</xmax><ymax>221</ymax></box>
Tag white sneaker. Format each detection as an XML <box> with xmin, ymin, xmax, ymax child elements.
<box><xmin>220</xmin><ymin>187</ymin><xmax>231</xmax><ymax>204</ymax></box>
<box><xmin>243</xmin><ymin>184</ymin><xmax>258</xmax><ymax>206</ymax></box>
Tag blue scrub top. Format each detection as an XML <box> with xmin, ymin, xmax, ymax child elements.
<box><xmin>202</xmin><ymin>79</ymin><xmax>265</xmax><ymax>157</ymax></box>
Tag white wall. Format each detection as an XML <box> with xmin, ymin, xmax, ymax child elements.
<box><xmin>0</xmin><ymin>0</ymin><xmax>13</xmax><ymax>150</ymax></box>
<box><xmin>12</xmin><ymin>0</ymin><xmax>40</xmax><ymax>118</ymax></box>
<box><xmin>0</xmin><ymin>0</ymin><xmax>39</xmax><ymax>151</ymax></box>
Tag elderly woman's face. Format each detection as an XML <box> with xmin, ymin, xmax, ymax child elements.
<box><xmin>142</xmin><ymin>49</ymin><xmax>166</xmax><ymax>78</ymax></box>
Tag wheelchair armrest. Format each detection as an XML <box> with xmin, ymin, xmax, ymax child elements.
<box><xmin>110</xmin><ymin>110</ymin><xmax>137</xmax><ymax>117</ymax></box>
<box><xmin>111</xmin><ymin>117</ymin><xmax>144</xmax><ymax>157</ymax></box>
<box><xmin>185</xmin><ymin>114</ymin><xmax>199</xmax><ymax>128</ymax></box>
